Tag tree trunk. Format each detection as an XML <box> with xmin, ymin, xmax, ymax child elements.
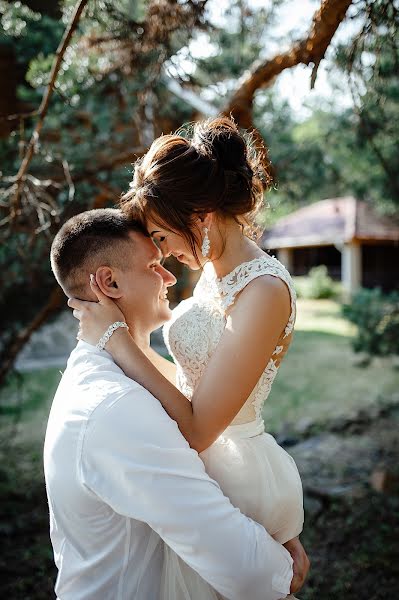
<box><xmin>0</xmin><ymin>287</ymin><xmax>65</xmax><ymax>386</ymax></box>
<box><xmin>0</xmin><ymin>45</ymin><xmax>18</xmax><ymax>138</ymax></box>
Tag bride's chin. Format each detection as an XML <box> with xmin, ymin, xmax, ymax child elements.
<box><xmin>186</xmin><ymin>258</ymin><xmax>202</xmax><ymax>271</ymax></box>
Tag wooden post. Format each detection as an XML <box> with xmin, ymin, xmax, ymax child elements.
<box><xmin>277</xmin><ymin>248</ymin><xmax>293</xmax><ymax>273</ymax></box>
<box><xmin>342</xmin><ymin>241</ymin><xmax>362</xmax><ymax>298</ymax></box>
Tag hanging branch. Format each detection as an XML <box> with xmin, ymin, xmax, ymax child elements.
<box><xmin>11</xmin><ymin>0</ymin><xmax>90</xmax><ymax>220</ymax></box>
<box><xmin>224</xmin><ymin>0</ymin><xmax>353</xmax><ymax>130</ymax></box>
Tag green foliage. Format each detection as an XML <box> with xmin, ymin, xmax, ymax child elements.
<box><xmin>255</xmin><ymin>0</ymin><xmax>399</xmax><ymax>219</ymax></box>
<box><xmin>0</xmin><ymin>1</ymin><xmax>40</xmax><ymax>38</ymax></box>
<box><xmin>258</xmin><ymin>99</ymin><xmax>396</xmax><ymax>221</ymax></box>
<box><xmin>0</xmin><ymin>367</ymin><xmax>60</xmax><ymax>417</ymax></box>
<box><xmin>192</xmin><ymin>0</ymin><xmax>279</xmax><ymax>90</ymax></box>
<box><xmin>334</xmin><ymin>0</ymin><xmax>399</xmax><ymax>214</ymax></box>
<box><xmin>0</xmin><ymin>0</ymin><xmax>204</xmax><ymax>362</ymax></box>
<box><xmin>342</xmin><ymin>288</ymin><xmax>399</xmax><ymax>357</ymax></box>
<box><xmin>293</xmin><ymin>266</ymin><xmax>340</xmax><ymax>300</ymax></box>
<box><xmin>0</xmin><ymin>1</ymin><xmax>63</xmax><ymax>68</ymax></box>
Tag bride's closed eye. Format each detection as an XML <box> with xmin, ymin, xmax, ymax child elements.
<box><xmin>151</xmin><ymin>234</ymin><xmax>167</xmax><ymax>246</ymax></box>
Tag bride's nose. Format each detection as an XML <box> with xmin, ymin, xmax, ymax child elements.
<box><xmin>160</xmin><ymin>239</ymin><xmax>171</xmax><ymax>258</ymax></box>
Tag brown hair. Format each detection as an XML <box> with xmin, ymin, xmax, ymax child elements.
<box><xmin>50</xmin><ymin>208</ymin><xmax>146</xmax><ymax>298</ymax></box>
<box><xmin>120</xmin><ymin>116</ymin><xmax>271</xmax><ymax>259</ymax></box>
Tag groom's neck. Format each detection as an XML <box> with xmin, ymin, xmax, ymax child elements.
<box><xmin>128</xmin><ymin>324</ymin><xmax>151</xmax><ymax>352</ymax></box>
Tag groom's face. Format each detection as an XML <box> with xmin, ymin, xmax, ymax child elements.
<box><xmin>118</xmin><ymin>232</ymin><xmax>176</xmax><ymax>332</ymax></box>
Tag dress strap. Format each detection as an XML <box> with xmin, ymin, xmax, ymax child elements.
<box><xmin>203</xmin><ymin>255</ymin><xmax>296</xmax><ymax>338</ymax></box>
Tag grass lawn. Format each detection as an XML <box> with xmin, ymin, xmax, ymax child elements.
<box><xmin>263</xmin><ymin>299</ymin><xmax>399</xmax><ymax>431</ymax></box>
<box><xmin>1</xmin><ymin>298</ymin><xmax>398</xmax><ymax>441</ymax></box>
<box><xmin>0</xmin><ymin>367</ymin><xmax>62</xmax><ymax>446</ymax></box>
<box><xmin>0</xmin><ymin>369</ymin><xmax>61</xmax><ymax>598</ymax></box>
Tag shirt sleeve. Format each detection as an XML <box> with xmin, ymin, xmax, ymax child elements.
<box><xmin>81</xmin><ymin>387</ymin><xmax>293</xmax><ymax>600</ymax></box>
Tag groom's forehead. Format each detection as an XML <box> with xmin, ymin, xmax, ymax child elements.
<box><xmin>130</xmin><ymin>230</ymin><xmax>161</xmax><ymax>262</ymax></box>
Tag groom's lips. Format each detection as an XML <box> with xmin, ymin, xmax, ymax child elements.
<box><xmin>159</xmin><ymin>289</ymin><xmax>169</xmax><ymax>301</ymax></box>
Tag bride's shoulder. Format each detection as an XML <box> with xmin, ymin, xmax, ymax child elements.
<box><xmin>231</xmin><ymin>271</ymin><xmax>291</xmax><ymax>315</ymax></box>
<box><xmin>227</xmin><ymin>254</ymin><xmax>297</xmax><ymax>336</ymax></box>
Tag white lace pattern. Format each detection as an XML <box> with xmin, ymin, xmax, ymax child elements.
<box><xmin>163</xmin><ymin>253</ymin><xmax>297</xmax><ymax>429</ymax></box>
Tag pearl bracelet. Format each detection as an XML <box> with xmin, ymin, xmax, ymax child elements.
<box><xmin>96</xmin><ymin>321</ymin><xmax>129</xmax><ymax>351</ymax></box>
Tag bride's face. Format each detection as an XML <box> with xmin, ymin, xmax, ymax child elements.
<box><xmin>146</xmin><ymin>217</ymin><xmax>205</xmax><ymax>271</ymax></box>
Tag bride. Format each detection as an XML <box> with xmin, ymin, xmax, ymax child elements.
<box><xmin>70</xmin><ymin>117</ymin><xmax>306</xmax><ymax>599</ymax></box>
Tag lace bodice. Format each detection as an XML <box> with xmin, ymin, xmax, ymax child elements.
<box><xmin>163</xmin><ymin>254</ymin><xmax>297</xmax><ymax>429</ymax></box>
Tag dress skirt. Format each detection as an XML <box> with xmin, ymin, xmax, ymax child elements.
<box><xmin>160</xmin><ymin>421</ymin><xmax>304</xmax><ymax>600</ymax></box>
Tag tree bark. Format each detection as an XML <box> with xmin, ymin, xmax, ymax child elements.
<box><xmin>223</xmin><ymin>0</ymin><xmax>353</xmax><ymax>130</ymax></box>
<box><xmin>0</xmin><ymin>46</ymin><xmax>18</xmax><ymax>138</ymax></box>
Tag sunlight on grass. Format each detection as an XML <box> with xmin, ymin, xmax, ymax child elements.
<box><xmin>264</xmin><ymin>299</ymin><xmax>399</xmax><ymax>431</ymax></box>
<box><xmin>295</xmin><ymin>298</ymin><xmax>356</xmax><ymax>337</ymax></box>
<box><xmin>0</xmin><ymin>368</ymin><xmax>61</xmax><ymax>444</ymax></box>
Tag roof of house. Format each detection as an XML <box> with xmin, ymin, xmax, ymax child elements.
<box><xmin>261</xmin><ymin>196</ymin><xmax>399</xmax><ymax>249</ymax></box>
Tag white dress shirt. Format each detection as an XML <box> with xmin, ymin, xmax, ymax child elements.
<box><xmin>44</xmin><ymin>341</ymin><xmax>293</xmax><ymax>600</ymax></box>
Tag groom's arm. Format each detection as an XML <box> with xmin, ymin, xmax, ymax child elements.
<box><xmin>82</xmin><ymin>386</ymin><xmax>293</xmax><ymax>600</ymax></box>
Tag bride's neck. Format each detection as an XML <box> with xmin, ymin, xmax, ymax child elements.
<box><xmin>209</xmin><ymin>221</ymin><xmax>262</xmax><ymax>279</ymax></box>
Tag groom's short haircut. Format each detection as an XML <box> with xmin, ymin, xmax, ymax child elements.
<box><xmin>51</xmin><ymin>208</ymin><xmax>147</xmax><ymax>298</ymax></box>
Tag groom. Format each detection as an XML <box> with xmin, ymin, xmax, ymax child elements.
<box><xmin>45</xmin><ymin>208</ymin><xmax>308</xmax><ymax>599</ymax></box>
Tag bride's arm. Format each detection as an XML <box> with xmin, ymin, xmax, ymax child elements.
<box><xmin>143</xmin><ymin>346</ymin><xmax>176</xmax><ymax>385</ymax></box>
<box><xmin>187</xmin><ymin>276</ymin><xmax>290</xmax><ymax>449</ymax></box>
<box><xmin>105</xmin><ymin>330</ymin><xmax>198</xmax><ymax>440</ymax></box>
<box><xmin>71</xmin><ymin>275</ymin><xmax>290</xmax><ymax>453</ymax></box>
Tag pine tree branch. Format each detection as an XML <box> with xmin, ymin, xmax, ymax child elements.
<box><xmin>223</xmin><ymin>0</ymin><xmax>353</xmax><ymax>129</ymax></box>
<box><xmin>11</xmin><ymin>0</ymin><xmax>90</xmax><ymax>220</ymax></box>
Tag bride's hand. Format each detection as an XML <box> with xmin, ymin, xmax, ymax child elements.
<box><xmin>67</xmin><ymin>274</ymin><xmax>127</xmax><ymax>347</ymax></box>
<box><xmin>284</xmin><ymin>536</ymin><xmax>310</xmax><ymax>594</ymax></box>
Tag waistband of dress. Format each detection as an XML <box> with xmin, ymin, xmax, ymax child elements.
<box><xmin>221</xmin><ymin>419</ymin><xmax>265</xmax><ymax>439</ymax></box>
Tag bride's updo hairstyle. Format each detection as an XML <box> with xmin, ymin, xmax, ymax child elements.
<box><xmin>121</xmin><ymin>116</ymin><xmax>271</xmax><ymax>259</ymax></box>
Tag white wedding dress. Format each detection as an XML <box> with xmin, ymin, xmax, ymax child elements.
<box><xmin>161</xmin><ymin>254</ymin><xmax>304</xmax><ymax>600</ymax></box>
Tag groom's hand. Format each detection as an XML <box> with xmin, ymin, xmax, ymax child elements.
<box><xmin>283</xmin><ymin>536</ymin><xmax>310</xmax><ymax>594</ymax></box>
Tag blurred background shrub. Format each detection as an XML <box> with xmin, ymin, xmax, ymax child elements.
<box><xmin>342</xmin><ymin>288</ymin><xmax>399</xmax><ymax>357</ymax></box>
<box><xmin>294</xmin><ymin>265</ymin><xmax>342</xmax><ymax>300</ymax></box>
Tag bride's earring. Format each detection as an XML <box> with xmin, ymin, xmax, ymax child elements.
<box><xmin>201</xmin><ymin>227</ymin><xmax>211</xmax><ymax>258</ymax></box>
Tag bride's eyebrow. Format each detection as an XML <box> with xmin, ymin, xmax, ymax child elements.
<box><xmin>150</xmin><ymin>230</ymin><xmax>161</xmax><ymax>236</ymax></box>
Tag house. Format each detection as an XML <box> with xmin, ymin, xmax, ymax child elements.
<box><xmin>261</xmin><ymin>196</ymin><xmax>399</xmax><ymax>296</ymax></box>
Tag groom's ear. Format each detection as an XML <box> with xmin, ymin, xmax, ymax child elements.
<box><xmin>95</xmin><ymin>266</ymin><xmax>123</xmax><ymax>299</ymax></box>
